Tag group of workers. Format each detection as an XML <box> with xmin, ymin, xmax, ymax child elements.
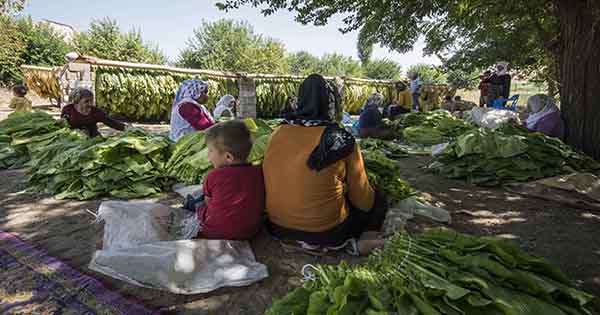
<box><xmin>5</xmin><ymin>70</ymin><xmax>567</xmax><ymax>255</ymax></box>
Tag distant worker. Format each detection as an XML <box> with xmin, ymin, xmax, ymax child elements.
<box><xmin>524</xmin><ymin>94</ymin><xmax>565</xmax><ymax>139</ymax></box>
<box><xmin>478</xmin><ymin>70</ymin><xmax>492</xmax><ymax>107</ymax></box>
<box><xmin>213</xmin><ymin>94</ymin><xmax>237</xmax><ymax>120</ymax></box>
<box><xmin>489</xmin><ymin>62</ymin><xmax>511</xmax><ymax>104</ymax></box>
<box><xmin>9</xmin><ymin>84</ymin><xmax>32</xmax><ymax>113</ymax></box>
<box><xmin>358</xmin><ymin>93</ymin><xmax>391</xmax><ymax>139</ymax></box>
<box><xmin>169</xmin><ymin>80</ymin><xmax>215</xmax><ymax>142</ymax></box>
<box><xmin>408</xmin><ymin>72</ymin><xmax>423</xmax><ymax>112</ymax></box>
<box><xmin>279</xmin><ymin>96</ymin><xmax>298</xmax><ymax>119</ymax></box>
<box><xmin>61</xmin><ymin>87</ymin><xmax>125</xmax><ymax>137</ymax></box>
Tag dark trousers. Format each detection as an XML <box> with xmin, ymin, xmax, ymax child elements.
<box><xmin>266</xmin><ymin>192</ymin><xmax>388</xmax><ymax>247</ymax></box>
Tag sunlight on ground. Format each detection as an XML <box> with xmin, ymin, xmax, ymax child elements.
<box><xmin>495</xmin><ymin>233</ymin><xmax>519</xmax><ymax>240</ymax></box>
<box><xmin>581</xmin><ymin>212</ymin><xmax>600</xmax><ymax>221</ymax></box>
<box><xmin>457</xmin><ymin>210</ymin><xmax>527</xmax><ymax>226</ymax></box>
<box><xmin>0</xmin><ymin>289</ymin><xmax>33</xmax><ymax>303</ymax></box>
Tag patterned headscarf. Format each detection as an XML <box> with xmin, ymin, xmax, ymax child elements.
<box><xmin>172</xmin><ymin>79</ymin><xmax>213</xmax><ymax>122</ymax></box>
<box><xmin>69</xmin><ymin>87</ymin><xmax>94</xmax><ymax>105</ymax></box>
<box><xmin>365</xmin><ymin>93</ymin><xmax>384</xmax><ymax>109</ymax></box>
<box><xmin>173</xmin><ymin>79</ymin><xmax>209</xmax><ymax>108</ymax></box>
<box><xmin>526</xmin><ymin>94</ymin><xmax>558</xmax><ymax>129</ymax></box>
<box><xmin>215</xmin><ymin>94</ymin><xmax>235</xmax><ymax>109</ymax></box>
<box><xmin>496</xmin><ymin>62</ymin><xmax>509</xmax><ymax>76</ymax></box>
<box><xmin>284</xmin><ymin>74</ymin><xmax>355</xmax><ymax>171</ymax></box>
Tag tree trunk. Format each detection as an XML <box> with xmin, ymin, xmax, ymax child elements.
<box><xmin>555</xmin><ymin>0</ymin><xmax>600</xmax><ymax>159</ymax></box>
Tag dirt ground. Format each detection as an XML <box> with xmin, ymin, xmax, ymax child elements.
<box><xmin>0</xmin><ymin>93</ymin><xmax>599</xmax><ymax>314</ymax></box>
<box><xmin>1</xmin><ymin>154</ymin><xmax>599</xmax><ymax>314</ymax></box>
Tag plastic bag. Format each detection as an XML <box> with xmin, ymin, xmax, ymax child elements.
<box><xmin>97</xmin><ymin>200</ymin><xmax>199</xmax><ymax>250</ymax></box>
<box><xmin>90</xmin><ymin>200</ymin><xmax>267</xmax><ymax>294</ymax></box>
<box><xmin>89</xmin><ymin>239</ymin><xmax>269</xmax><ymax>294</ymax></box>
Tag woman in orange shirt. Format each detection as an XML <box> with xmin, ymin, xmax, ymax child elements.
<box><xmin>262</xmin><ymin>74</ymin><xmax>388</xmax><ymax>255</ymax></box>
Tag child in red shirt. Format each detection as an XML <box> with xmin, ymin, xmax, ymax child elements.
<box><xmin>188</xmin><ymin>120</ymin><xmax>265</xmax><ymax>240</ymax></box>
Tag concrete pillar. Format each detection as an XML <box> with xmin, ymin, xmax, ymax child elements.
<box><xmin>59</xmin><ymin>62</ymin><xmax>93</xmax><ymax>106</ymax></box>
<box><xmin>238</xmin><ymin>76</ymin><xmax>257</xmax><ymax>118</ymax></box>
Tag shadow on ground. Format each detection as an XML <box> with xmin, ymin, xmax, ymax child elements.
<box><xmin>1</xmin><ymin>154</ymin><xmax>599</xmax><ymax>314</ymax></box>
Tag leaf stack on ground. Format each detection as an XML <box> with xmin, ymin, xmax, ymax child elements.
<box><xmin>430</xmin><ymin>123</ymin><xmax>600</xmax><ymax>185</ymax></box>
<box><xmin>392</xmin><ymin>112</ymin><xmax>475</xmax><ymax>146</ymax></box>
<box><xmin>0</xmin><ymin>111</ymin><xmax>66</xmax><ymax>169</ymax></box>
<box><xmin>266</xmin><ymin>228</ymin><xmax>596</xmax><ymax>315</ymax></box>
<box><xmin>27</xmin><ymin>128</ymin><xmax>172</xmax><ymax>200</ymax></box>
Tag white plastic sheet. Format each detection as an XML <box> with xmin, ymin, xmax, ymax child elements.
<box><xmin>89</xmin><ymin>239</ymin><xmax>269</xmax><ymax>294</ymax></box>
<box><xmin>89</xmin><ymin>200</ymin><xmax>268</xmax><ymax>294</ymax></box>
<box><xmin>465</xmin><ymin>107</ymin><xmax>520</xmax><ymax>129</ymax></box>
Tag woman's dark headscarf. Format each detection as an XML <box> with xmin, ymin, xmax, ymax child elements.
<box><xmin>291</xmin><ymin>74</ymin><xmax>338</xmax><ymax>122</ymax></box>
<box><xmin>284</xmin><ymin>74</ymin><xmax>355</xmax><ymax>171</ymax></box>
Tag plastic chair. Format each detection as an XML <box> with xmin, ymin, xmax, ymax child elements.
<box><xmin>492</xmin><ymin>95</ymin><xmax>519</xmax><ymax>111</ymax></box>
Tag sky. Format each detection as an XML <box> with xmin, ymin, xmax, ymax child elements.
<box><xmin>22</xmin><ymin>0</ymin><xmax>440</xmax><ymax>71</ymax></box>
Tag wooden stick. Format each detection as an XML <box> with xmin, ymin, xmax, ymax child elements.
<box><xmin>21</xmin><ymin>65</ymin><xmax>56</xmax><ymax>72</ymax></box>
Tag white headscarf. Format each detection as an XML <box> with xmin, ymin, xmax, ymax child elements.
<box><xmin>526</xmin><ymin>94</ymin><xmax>558</xmax><ymax>129</ymax></box>
<box><xmin>213</xmin><ymin>94</ymin><xmax>236</xmax><ymax>120</ymax></box>
<box><xmin>496</xmin><ymin>62</ymin><xmax>509</xmax><ymax>76</ymax></box>
<box><xmin>172</xmin><ymin>79</ymin><xmax>213</xmax><ymax>119</ymax></box>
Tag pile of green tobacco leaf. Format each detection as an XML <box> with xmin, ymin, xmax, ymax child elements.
<box><xmin>266</xmin><ymin>228</ymin><xmax>595</xmax><ymax>315</ymax></box>
<box><xmin>165</xmin><ymin>131</ymin><xmax>211</xmax><ymax>185</ymax></box>
<box><xmin>27</xmin><ymin>128</ymin><xmax>172</xmax><ymax>200</ymax></box>
<box><xmin>361</xmin><ymin>149</ymin><xmax>415</xmax><ymax>205</ymax></box>
<box><xmin>166</xmin><ymin>118</ymin><xmax>274</xmax><ymax>184</ymax></box>
<box><xmin>359</xmin><ymin>138</ymin><xmax>409</xmax><ymax>159</ymax></box>
<box><xmin>0</xmin><ymin>111</ymin><xmax>66</xmax><ymax>169</ymax></box>
<box><xmin>392</xmin><ymin>112</ymin><xmax>475</xmax><ymax>146</ymax></box>
<box><xmin>430</xmin><ymin>123</ymin><xmax>600</xmax><ymax>185</ymax></box>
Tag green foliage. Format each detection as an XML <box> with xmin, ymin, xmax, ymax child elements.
<box><xmin>265</xmin><ymin>228</ymin><xmax>596</xmax><ymax>315</ymax></box>
<box><xmin>178</xmin><ymin>19</ymin><xmax>288</xmax><ymax>74</ymax></box>
<box><xmin>0</xmin><ymin>15</ymin><xmax>72</xmax><ymax>86</ymax></box>
<box><xmin>286</xmin><ymin>51</ymin><xmax>321</xmax><ymax>75</ymax></box>
<box><xmin>357</xmin><ymin>27</ymin><xmax>374</xmax><ymax>65</ymax></box>
<box><xmin>446</xmin><ymin>68</ymin><xmax>481</xmax><ymax>90</ymax></box>
<box><xmin>17</xmin><ymin>17</ymin><xmax>72</xmax><ymax>67</ymax></box>
<box><xmin>216</xmin><ymin>0</ymin><xmax>559</xmax><ymax>91</ymax></box>
<box><xmin>362</xmin><ymin>59</ymin><xmax>402</xmax><ymax>80</ymax></box>
<box><xmin>406</xmin><ymin>64</ymin><xmax>447</xmax><ymax>84</ymax></box>
<box><xmin>287</xmin><ymin>51</ymin><xmax>363</xmax><ymax>77</ymax></box>
<box><xmin>0</xmin><ymin>0</ymin><xmax>25</xmax><ymax>15</ymax></box>
<box><xmin>74</xmin><ymin>17</ymin><xmax>166</xmax><ymax>65</ymax></box>
<box><xmin>0</xmin><ymin>16</ymin><xmax>25</xmax><ymax>85</ymax></box>
<box><xmin>313</xmin><ymin>53</ymin><xmax>362</xmax><ymax>77</ymax></box>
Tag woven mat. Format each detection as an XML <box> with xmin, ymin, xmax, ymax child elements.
<box><xmin>0</xmin><ymin>230</ymin><xmax>157</xmax><ymax>315</ymax></box>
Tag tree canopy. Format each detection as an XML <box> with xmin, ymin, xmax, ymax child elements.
<box><xmin>178</xmin><ymin>19</ymin><xmax>288</xmax><ymax>73</ymax></box>
<box><xmin>0</xmin><ymin>15</ymin><xmax>71</xmax><ymax>85</ymax></box>
<box><xmin>74</xmin><ymin>18</ymin><xmax>166</xmax><ymax>65</ymax></box>
<box><xmin>216</xmin><ymin>0</ymin><xmax>600</xmax><ymax>158</ymax></box>
<box><xmin>363</xmin><ymin>58</ymin><xmax>402</xmax><ymax>80</ymax></box>
<box><xmin>0</xmin><ymin>0</ymin><xmax>25</xmax><ymax>15</ymax></box>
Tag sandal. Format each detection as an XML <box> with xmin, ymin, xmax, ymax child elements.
<box><xmin>279</xmin><ymin>240</ymin><xmax>327</xmax><ymax>256</ymax></box>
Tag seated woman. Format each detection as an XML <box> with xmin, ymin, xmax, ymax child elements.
<box><xmin>262</xmin><ymin>74</ymin><xmax>388</xmax><ymax>256</ymax></box>
<box><xmin>385</xmin><ymin>102</ymin><xmax>408</xmax><ymax>120</ymax></box>
<box><xmin>213</xmin><ymin>94</ymin><xmax>237</xmax><ymax>120</ymax></box>
<box><xmin>279</xmin><ymin>96</ymin><xmax>298</xmax><ymax>119</ymax></box>
<box><xmin>358</xmin><ymin>93</ymin><xmax>392</xmax><ymax>139</ymax></box>
<box><xmin>169</xmin><ymin>80</ymin><xmax>215</xmax><ymax>142</ymax></box>
<box><xmin>525</xmin><ymin>94</ymin><xmax>565</xmax><ymax>139</ymax></box>
<box><xmin>61</xmin><ymin>87</ymin><xmax>125</xmax><ymax>137</ymax></box>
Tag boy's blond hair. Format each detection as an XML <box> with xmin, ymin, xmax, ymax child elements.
<box><xmin>205</xmin><ymin>120</ymin><xmax>253</xmax><ymax>161</ymax></box>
